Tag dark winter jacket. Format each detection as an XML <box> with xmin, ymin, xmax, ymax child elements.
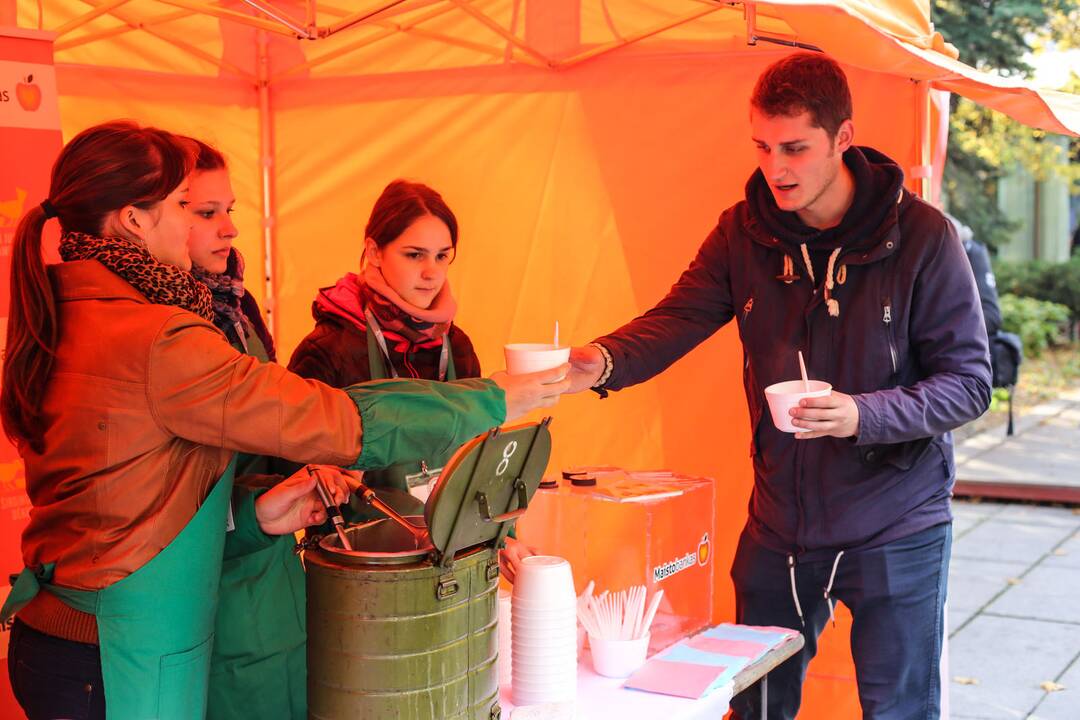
<box><xmin>596</xmin><ymin>146</ymin><xmax>992</xmax><ymax>559</ymax></box>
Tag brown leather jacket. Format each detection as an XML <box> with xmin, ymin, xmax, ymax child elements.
<box><xmin>17</xmin><ymin>261</ymin><xmax>363</xmax><ymax>640</ymax></box>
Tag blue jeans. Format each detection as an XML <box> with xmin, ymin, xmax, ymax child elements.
<box><xmin>7</xmin><ymin>619</ymin><xmax>106</xmax><ymax>720</ymax></box>
<box><xmin>730</xmin><ymin>522</ymin><xmax>952</xmax><ymax>720</ymax></box>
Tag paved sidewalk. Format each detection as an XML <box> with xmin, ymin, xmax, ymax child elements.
<box><xmin>948</xmin><ymin>503</ymin><xmax>1080</xmax><ymax>715</ymax></box>
<box><xmin>954</xmin><ymin>389</ymin><xmax>1080</xmax><ymax>502</ymax></box>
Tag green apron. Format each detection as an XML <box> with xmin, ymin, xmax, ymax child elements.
<box><xmin>341</xmin><ymin>313</ymin><xmax>458</xmax><ymax>523</ymax></box>
<box><xmin>208</xmin><ymin>317</ymin><xmax>307</xmax><ymax>720</ymax></box>
<box><xmin>1</xmin><ymin>458</ymin><xmax>237</xmax><ymax>720</ymax></box>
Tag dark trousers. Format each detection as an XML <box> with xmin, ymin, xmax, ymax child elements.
<box><xmin>730</xmin><ymin>523</ymin><xmax>952</xmax><ymax>720</ymax></box>
<box><xmin>7</xmin><ymin>619</ymin><xmax>106</xmax><ymax>720</ymax></box>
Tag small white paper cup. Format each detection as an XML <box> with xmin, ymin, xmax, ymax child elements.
<box><xmin>504</xmin><ymin>343</ymin><xmax>571</xmax><ymax>375</ymax></box>
<box><xmin>589</xmin><ymin>632</ymin><xmax>650</xmax><ymax>678</ymax></box>
<box><xmin>764</xmin><ymin>380</ymin><xmax>832</xmax><ymax>433</ymax></box>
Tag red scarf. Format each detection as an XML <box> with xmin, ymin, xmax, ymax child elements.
<box><xmin>314</xmin><ymin>269</ymin><xmax>457</xmax><ymax>351</ymax></box>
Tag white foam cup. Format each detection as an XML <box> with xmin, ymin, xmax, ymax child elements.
<box><xmin>504</xmin><ymin>343</ymin><xmax>571</xmax><ymax>376</ymax></box>
<box><xmin>589</xmin><ymin>632</ymin><xmax>650</xmax><ymax>678</ymax></box>
<box><xmin>511</xmin><ymin>556</ymin><xmax>575</xmax><ymax>606</ymax></box>
<box><xmin>764</xmin><ymin>380</ymin><xmax>832</xmax><ymax>433</ymax></box>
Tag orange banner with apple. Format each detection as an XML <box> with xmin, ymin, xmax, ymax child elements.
<box><xmin>0</xmin><ymin>26</ymin><xmax>62</xmax><ymax>715</ymax></box>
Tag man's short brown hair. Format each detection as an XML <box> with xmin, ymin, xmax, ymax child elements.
<box><xmin>751</xmin><ymin>52</ymin><xmax>853</xmax><ymax>138</ymax></box>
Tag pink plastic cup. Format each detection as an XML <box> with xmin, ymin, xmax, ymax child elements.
<box><xmin>764</xmin><ymin>380</ymin><xmax>832</xmax><ymax>433</ymax></box>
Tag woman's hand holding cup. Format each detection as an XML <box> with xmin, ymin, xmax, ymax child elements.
<box><xmin>491</xmin><ymin>364</ymin><xmax>571</xmax><ymax>421</ymax></box>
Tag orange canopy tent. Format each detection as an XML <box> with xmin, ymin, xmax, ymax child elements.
<box><xmin>4</xmin><ymin>1</ymin><xmax>1079</xmax><ymax>715</ymax></box>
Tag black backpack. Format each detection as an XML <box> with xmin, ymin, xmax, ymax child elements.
<box><xmin>989</xmin><ymin>331</ymin><xmax>1023</xmax><ymax>435</ymax></box>
<box><xmin>990</xmin><ymin>331</ymin><xmax>1022</xmax><ymax>388</ymax></box>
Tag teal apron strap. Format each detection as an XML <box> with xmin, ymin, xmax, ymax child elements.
<box><xmin>0</xmin><ymin>563</ymin><xmax>56</xmax><ymax>624</ymax></box>
<box><xmin>445</xmin><ymin>334</ymin><xmax>458</xmax><ymax>381</ymax></box>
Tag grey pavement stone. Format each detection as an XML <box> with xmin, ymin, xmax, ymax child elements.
<box><xmin>950</xmin><ymin>605</ymin><xmax>980</xmax><ymax>636</ymax></box>
<box><xmin>949</xmin><ymin>615</ymin><xmax>1080</xmax><ymax>719</ymax></box>
<box><xmin>993</xmin><ymin>505</ymin><xmax>1080</xmax><ymax>529</ymax></box>
<box><xmin>1043</xmin><ymin>530</ymin><xmax>1080</xmax><ymax>570</ymax></box>
<box><xmin>1027</xmin><ymin>650</ymin><xmax>1080</xmax><ymax>720</ymax></box>
<box><xmin>986</xmin><ymin>565</ymin><xmax>1080</xmax><ymax>624</ymax></box>
<box><xmin>956</xmin><ymin>407</ymin><xmax>1080</xmax><ymax>487</ymax></box>
<box><xmin>953</xmin><ymin>500</ymin><xmax>1009</xmax><ymax>520</ymax></box>
<box><xmin>952</xmin><ymin>520</ymin><xmax>1075</xmax><ymax>564</ymax></box>
<box><xmin>954</xmin><ymin>514</ymin><xmax>983</xmax><ymax>539</ymax></box>
<box><xmin>948</xmin><ymin>558</ymin><xmax>1030</xmax><ymax>631</ymax></box>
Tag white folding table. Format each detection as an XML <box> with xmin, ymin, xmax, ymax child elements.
<box><xmin>500</xmin><ymin>633</ymin><xmax>804</xmax><ymax>719</ymax></box>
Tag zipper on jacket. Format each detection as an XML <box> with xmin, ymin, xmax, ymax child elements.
<box><xmin>882</xmin><ymin>297</ymin><xmax>898</xmax><ymax>374</ymax></box>
<box><xmin>743</xmin><ymin>297</ymin><xmax>754</xmax><ymax>320</ymax></box>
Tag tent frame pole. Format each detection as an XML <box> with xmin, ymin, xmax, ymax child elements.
<box><xmin>319</xmin><ymin>0</ymin><xmax>416</xmax><ymax>37</ymax></box>
<box><xmin>257</xmin><ymin>29</ymin><xmax>279</xmax><ymax>340</ymax></box>
<box><xmin>239</xmin><ymin>0</ymin><xmax>313</xmax><ymax>39</ymax></box>
<box><xmin>378</xmin><ymin>20</ymin><xmax>506</xmax><ymax>60</ymax></box>
<box><xmin>447</xmin><ymin>0</ymin><xmax>553</xmax><ymax>67</ymax></box>
<box><xmin>272</xmin><ymin>1</ymin><xmax>459</xmax><ymax>81</ymax></box>
<box><xmin>915</xmin><ymin>80</ymin><xmax>932</xmax><ymax>200</ymax></box>
<box><xmin>274</xmin><ymin>26</ymin><xmax>398</xmax><ymax>81</ymax></box>
<box><xmin>55</xmin><ymin>8</ymin><xmax>194</xmax><ymax>51</ymax></box>
<box><xmin>555</xmin><ymin>5</ymin><xmax>724</xmax><ymax>69</ymax></box>
<box><xmin>155</xmin><ymin>0</ymin><xmax>299</xmax><ymax>37</ymax></box>
<box><xmin>70</xmin><ymin>0</ymin><xmax>256</xmax><ymax>78</ymax></box>
<box><xmin>54</xmin><ymin>0</ymin><xmax>135</xmax><ymax>38</ymax></box>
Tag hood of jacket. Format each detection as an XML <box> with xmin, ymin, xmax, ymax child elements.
<box><xmin>312</xmin><ymin>272</ymin><xmax>366</xmax><ymax>331</ymax></box>
<box><xmin>745</xmin><ymin>145</ymin><xmax>905</xmax><ymax>253</ymax></box>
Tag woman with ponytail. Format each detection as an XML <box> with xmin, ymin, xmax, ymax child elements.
<box><xmin>0</xmin><ymin>123</ymin><xmax>568</xmax><ymax>720</ymax></box>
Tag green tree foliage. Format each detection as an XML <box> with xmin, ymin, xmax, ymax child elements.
<box><xmin>934</xmin><ymin>0</ymin><xmax>1073</xmax><ymax>76</ymax></box>
<box><xmin>999</xmin><ymin>293</ymin><xmax>1071</xmax><ymax>356</ymax></box>
<box><xmin>932</xmin><ymin>1</ymin><xmax>1080</xmax><ymax>250</ymax></box>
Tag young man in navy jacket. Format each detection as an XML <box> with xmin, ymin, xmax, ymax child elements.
<box><xmin>569</xmin><ymin>52</ymin><xmax>991</xmax><ymax>719</ymax></box>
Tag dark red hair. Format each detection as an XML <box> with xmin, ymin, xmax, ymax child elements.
<box><xmin>2</xmin><ymin>120</ymin><xmax>195</xmax><ymax>451</ymax></box>
<box><xmin>365</xmin><ymin>180</ymin><xmax>458</xmax><ymax>251</ymax></box>
<box><xmin>751</xmin><ymin>52</ymin><xmax>853</xmax><ymax>138</ymax></box>
<box><xmin>183</xmin><ymin>136</ymin><xmax>227</xmax><ymax>172</ymax></box>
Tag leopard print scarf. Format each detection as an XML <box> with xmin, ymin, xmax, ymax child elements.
<box><xmin>59</xmin><ymin>231</ymin><xmax>214</xmax><ymax>322</ymax></box>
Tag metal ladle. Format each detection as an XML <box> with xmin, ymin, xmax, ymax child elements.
<box><xmin>355</xmin><ymin>484</ymin><xmax>431</xmax><ymax>544</ymax></box>
<box><xmin>307</xmin><ymin>466</ymin><xmax>353</xmax><ymax>551</ymax></box>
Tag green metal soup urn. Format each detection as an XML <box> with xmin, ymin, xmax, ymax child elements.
<box><xmin>306</xmin><ymin>420</ymin><xmax>552</xmax><ymax>720</ymax></box>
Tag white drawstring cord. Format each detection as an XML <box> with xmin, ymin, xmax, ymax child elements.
<box><xmin>824</xmin><ymin>248</ymin><xmax>842</xmax><ymax>317</ymax></box>
<box><xmin>798</xmin><ymin>244</ymin><xmax>843</xmax><ymax>316</ymax></box>
<box><xmin>781</xmin><ymin>254</ymin><xmax>796</xmax><ymax>283</ymax></box>
<box><xmin>799</xmin><ymin>244</ymin><xmax>814</xmax><ymax>285</ymax></box>
<box><xmin>787</xmin><ymin>555</ymin><xmax>805</xmax><ymax>627</ymax></box>
<box><xmin>824</xmin><ymin>550</ymin><xmax>845</xmax><ymax>626</ymax></box>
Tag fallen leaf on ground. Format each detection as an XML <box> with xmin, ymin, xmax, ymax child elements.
<box><xmin>1052</xmin><ymin>549</ymin><xmax>1067</xmax><ymax>556</ymax></box>
<box><xmin>1039</xmin><ymin>680</ymin><xmax>1065</xmax><ymax>692</ymax></box>
<box><xmin>953</xmin><ymin>676</ymin><xmax>980</xmax><ymax>685</ymax></box>
<box><xmin>1006</xmin><ymin>577</ymin><xmax>1022</xmax><ymax>585</ymax></box>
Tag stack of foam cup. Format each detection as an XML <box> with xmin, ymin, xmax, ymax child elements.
<box><xmin>511</xmin><ymin>556</ymin><xmax>578</xmax><ymax>706</ymax></box>
<box><xmin>498</xmin><ymin>588</ymin><xmax>513</xmax><ymax>686</ymax></box>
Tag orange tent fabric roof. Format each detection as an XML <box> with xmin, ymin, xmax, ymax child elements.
<box><xmin>15</xmin><ymin>0</ymin><xmax>1078</xmax><ymax>136</ymax></box>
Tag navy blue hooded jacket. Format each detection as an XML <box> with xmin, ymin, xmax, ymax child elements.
<box><xmin>596</xmin><ymin>146</ymin><xmax>992</xmax><ymax>559</ymax></box>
